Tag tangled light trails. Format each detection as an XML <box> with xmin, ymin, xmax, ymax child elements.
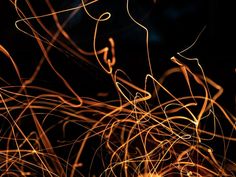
<box><xmin>0</xmin><ymin>0</ymin><xmax>235</xmax><ymax>176</ymax></box>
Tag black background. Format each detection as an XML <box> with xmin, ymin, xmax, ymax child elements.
<box><xmin>0</xmin><ymin>0</ymin><xmax>235</xmax><ymax>176</ymax></box>
<box><xmin>1</xmin><ymin>0</ymin><xmax>235</xmax><ymax>111</ymax></box>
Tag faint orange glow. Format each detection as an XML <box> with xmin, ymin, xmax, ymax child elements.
<box><xmin>0</xmin><ymin>0</ymin><xmax>235</xmax><ymax>176</ymax></box>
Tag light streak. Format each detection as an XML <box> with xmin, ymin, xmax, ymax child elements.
<box><xmin>0</xmin><ymin>0</ymin><xmax>235</xmax><ymax>176</ymax></box>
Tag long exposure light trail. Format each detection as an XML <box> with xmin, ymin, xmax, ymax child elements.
<box><xmin>0</xmin><ymin>0</ymin><xmax>235</xmax><ymax>176</ymax></box>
